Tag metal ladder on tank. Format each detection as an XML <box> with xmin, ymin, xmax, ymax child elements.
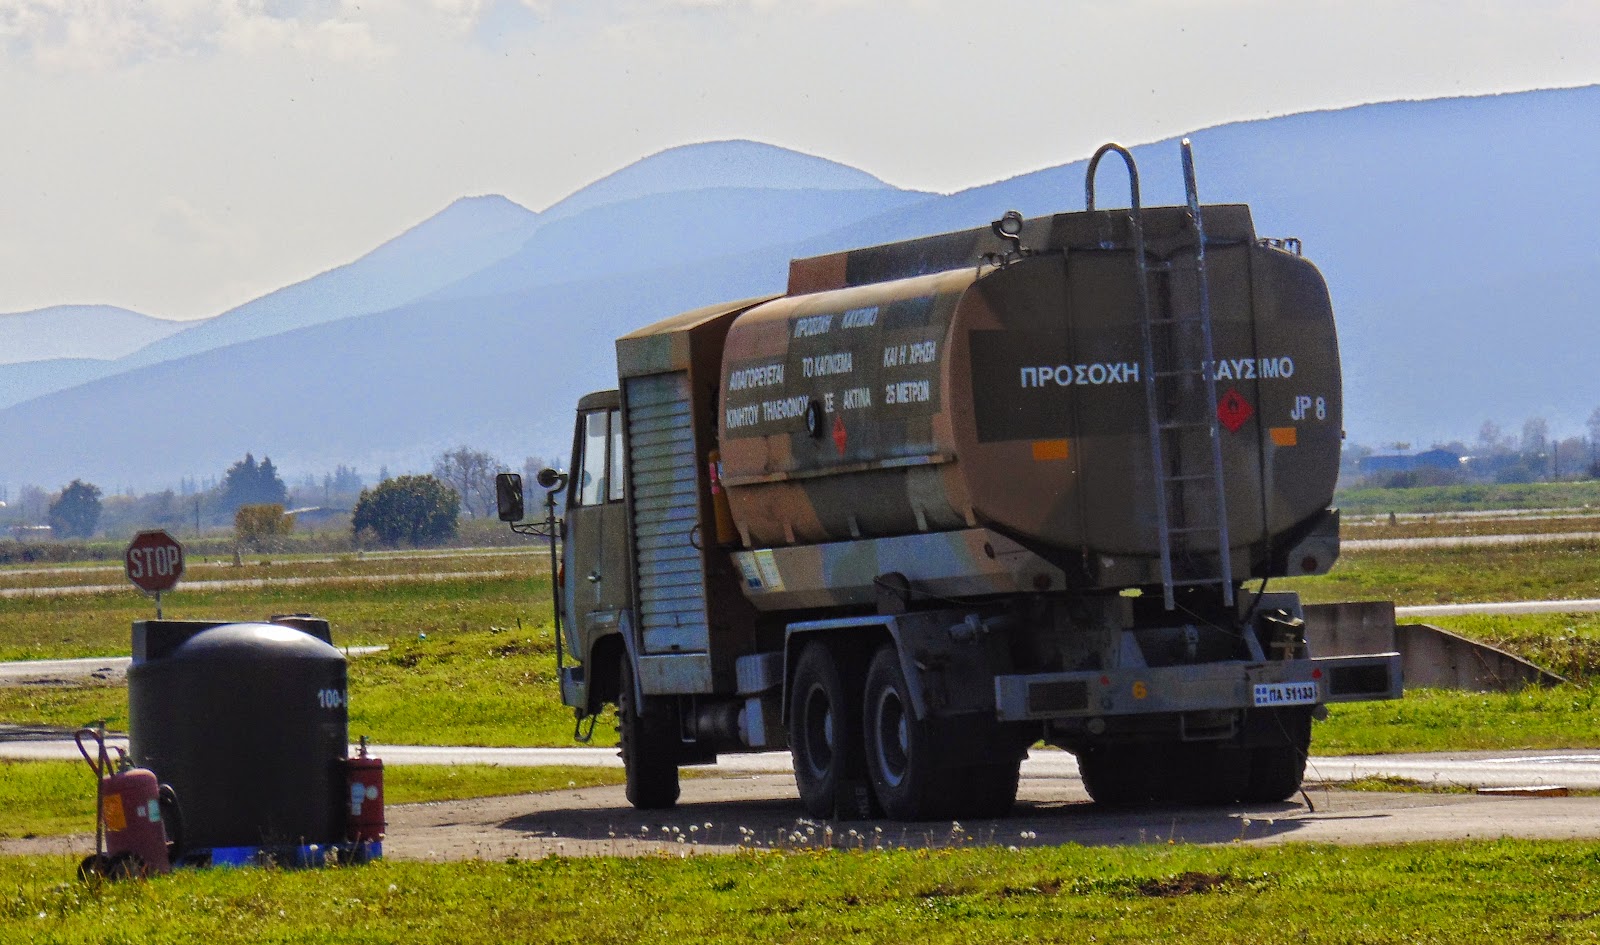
<box><xmin>1085</xmin><ymin>139</ymin><xmax>1233</xmax><ymax>612</ymax></box>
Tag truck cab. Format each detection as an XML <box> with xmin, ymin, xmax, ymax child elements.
<box><xmin>558</xmin><ymin>390</ymin><xmax>631</xmax><ymax>709</ymax></box>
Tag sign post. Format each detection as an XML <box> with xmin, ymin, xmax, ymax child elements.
<box><xmin>125</xmin><ymin>529</ymin><xmax>185</xmax><ymax>618</ymax></box>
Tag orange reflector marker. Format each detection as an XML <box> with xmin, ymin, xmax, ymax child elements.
<box><xmin>1032</xmin><ymin>440</ymin><xmax>1070</xmax><ymax>461</ymax></box>
<box><xmin>1269</xmin><ymin>426</ymin><xmax>1298</xmax><ymax>447</ymax></box>
<box><xmin>102</xmin><ymin>794</ymin><xmax>127</xmax><ymax>831</ymax></box>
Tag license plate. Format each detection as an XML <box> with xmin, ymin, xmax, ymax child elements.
<box><xmin>1253</xmin><ymin>682</ymin><xmax>1319</xmax><ymax>707</ymax></box>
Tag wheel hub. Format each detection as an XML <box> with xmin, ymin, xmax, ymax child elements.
<box><xmin>874</xmin><ymin>688</ymin><xmax>909</xmax><ymax>788</ymax></box>
<box><xmin>802</xmin><ymin>683</ymin><xmax>835</xmax><ymax>778</ymax></box>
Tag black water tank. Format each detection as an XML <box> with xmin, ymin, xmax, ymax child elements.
<box><xmin>128</xmin><ymin>619</ymin><xmax>348</xmax><ymax>851</ymax></box>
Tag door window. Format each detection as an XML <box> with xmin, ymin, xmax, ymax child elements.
<box><xmin>576</xmin><ymin>411</ymin><xmax>609</xmax><ymax>507</ymax></box>
<box><xmin>608</xmin><ymin>410</ymin><xmax>625</xmax><ymax>503</ymax></box>
<box><xmin>575</xmin><ymin>408</ymin><xmax>626</xmax><ymax>507</ymax></box>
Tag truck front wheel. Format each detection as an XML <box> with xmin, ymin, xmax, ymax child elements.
<box><xmin>789</xmin><ymin>642</ymin><xmax>865</xmax><ymax>818</ymax></box>
<box><xmin>863</xmin><ymin>645</ymin><xmax>955</xmax><ymax>821</ymax></box>
<box><xmin>619</xmin><ymin>654</ymin><xmax>680</xmax><ymax>809</ymax></box>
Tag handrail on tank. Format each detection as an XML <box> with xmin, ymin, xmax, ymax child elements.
<box><xmin>1085</xmin><ymin>139</ymin><xmax>1235</xmax><ymax>610</ymax></box>
<box><xmin>1177</xmin><ymin>136</ymin><xmax>1235</xmax><ymax>608</ymax></box>
<box><xmin>1085</xmin><ymin>143</ymin><xmax>1141</xmax><ymax>213</ymax></box>
<box><xmin>1085</xmin><ymin>143</ymin><xmax>1173</xmax><ymax>607</ymax></box>
<box><xmin>1180</xmin><ymin>137</ymin><xmax>1201</xmax><ymax>219</ymax></box>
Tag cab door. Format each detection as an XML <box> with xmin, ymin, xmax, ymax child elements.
<box><xmin>562</xmin><ymin>394</ymin><xmax>633</xmax><ymax>669</ymax></box>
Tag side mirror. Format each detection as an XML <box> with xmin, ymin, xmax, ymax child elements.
<box><xmin>535</xmin><ymin>467</ymin><xmax>566</xmax><ymax>491</ymax></box>
<box><xmin>495</xmin><ymin>473</ymin><xmax>525</xmax><ymax>523</ymax></box>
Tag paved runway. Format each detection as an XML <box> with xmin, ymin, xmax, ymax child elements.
<box><xmin>7</xmin><ymin>736</ymin><xmax>1598</xmax><ymax>790</ymax></box>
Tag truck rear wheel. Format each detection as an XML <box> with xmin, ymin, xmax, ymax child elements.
<box><xmin>789</xmin><ymin>642</ymin><xmax>865</xmax><ymax>818</ymax></box>
<box><xmin>1243</xmin><ymin>709</ymin><xmax>1312</xmax><ymax>803</ymax></box>
<box><xmin>1245</xmin><ymin>746</ymin><xmax>1307</xmax><ymax>803</ymax></box>
<box><xmin>1175</xmin><ymin>743</ymin><xmax>1250</xmax><ymax>805</ymax></box>
<box><xmin>619</xmin><ymin>654</ymin><xmax>680</xmax><ymax>810</ymax></box>
<box><xmin>863</xmin><ymin>645</ymin><xmax>956</xmax><ymax>821</ymax></box>
<box><xmin>1076</xmin><ymin>746</ymin><xmax>1158</xmax><ymax>807</ymax></box>
<box><xmin>1079</xmin><ymin>743</ymin><xmax>1250</xmax><ymax>807</ymax></box>
<box><xmin>958</xmin><ymin>762</ymin><xmax>1022</xmax><ymax>818</ymax></box>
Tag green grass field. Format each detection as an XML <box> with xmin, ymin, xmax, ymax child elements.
<box><xmin>6</xmin><ymin>536</ymin><xmax>1600</xmax><ymax>938</ymax></box>
<box><xmin>5</xmin><ymin>539</ymin><xmax>1600</xmax><ymax>757</ymax></box>
<box><xmin>1343</xmin><ymin>515</ymin><xmax>1600</xmax><ymax>541</ymax></box>
<box><xmin>1279</xmin><ymin>538</ymin><xmax>1600</xmax><ymax>606</ymax></box>
<box><xmin>0</xmin><ymin>548</ymin><xmax>542</xmax><ymax>592</ymax></box>
<box><xmin>6</xmin><ymin>840</ymin><xmax>1600</xmax><ymax>943</ymax></box>
<box><xmin>1334</xmin><ymin>480</ymin><xmax>1600</xmax><ymax>514</ymax></box>
<box><xmin>0</xmin><ymin>558</ymin><xmax>548</xmax><ymax>661</ymax></box>
<box><xmin>1315</xmin><ymin>685</ymin><xmax>1600</xmax><ymax>755</ymax></box>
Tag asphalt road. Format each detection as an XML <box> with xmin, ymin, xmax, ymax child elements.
<box><xmin>1346</xmin><ymin>532</ymin><xmax>1600</xmax><ymax>551</ymax></box>
<box><xmin>10</xmin><ymin>749</ymin><xmax>1600</xmax><ymax>861</ymax></box>
<box><xmin>1397</xmin><ymin>598</ymin><xmax>1600</xmax><ymax>617</ymax></box>
<box><xmin>6</xmin><ymin>737</ymin><xmax>1597</xmax><ymax>791</ymax></box>
<box><xmin>368</xmin><ymin>775</ymin><xmax>1600</xmax><ymax>860</ymax></box>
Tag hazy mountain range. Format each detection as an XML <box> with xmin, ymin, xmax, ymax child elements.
<box><xmin>0</xmin><ymin>305</ymin><xmax>185</xmax><ymax>365</ymax></box>
<box><xmin>1</xmin><ymin>90</ymin><xmax>1596</xmax><ymax>493</ymax></box>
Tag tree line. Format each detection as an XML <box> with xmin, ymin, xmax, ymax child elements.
<box><xmin>1</xmin><ymin>444</ymin><xmax>558</xmax><ymax>548</ymax></box>
<box><xmin>1343</xmin><ymin>408</ymin><xmax>1600</xmax><ymax>488</ymax></box>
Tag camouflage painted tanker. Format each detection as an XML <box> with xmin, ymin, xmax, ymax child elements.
<box><xmin>500</xmin><ymin>141</ymin><xmax>1401</xmax><ymax>821</ymax></box>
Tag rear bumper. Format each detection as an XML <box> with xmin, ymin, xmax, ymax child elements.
<box><xmin>993</xmin><ymin>652</ymin><xmax>1401</xmax><ymax>723</ymax></box>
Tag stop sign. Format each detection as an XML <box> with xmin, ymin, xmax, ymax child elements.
<box><xmin>126</xmin><ymin>529</ymin><xmax>185</xmax><ymax>594</ymax></box>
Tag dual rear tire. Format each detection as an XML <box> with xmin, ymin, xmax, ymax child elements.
<box><xmin>623</xmin><ymin>640</ymin><xmax>1307</xmax><ymax>819</ymax></box>
<box><xmin>620</xmin><ymin>641</ymin><xmax>1026</xmax><ymax>821</ymax></box>
<box><xmin>793</xmin><ymin>642</ymin><xmax>1022</xmax><ymax>822</ymax></box>
<box><xmin>1076</xmin><ymin>711</ymin><xmax>1311</xmax><ymax>807</ymax></box>
<box><xmin>789</xmin><ymin>642</ymin><xmax>868</xmax><ymax>819</ymax></box>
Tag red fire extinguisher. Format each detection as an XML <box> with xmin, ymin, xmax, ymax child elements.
<box><xmin>344</xmin><ymin>736</ymin><xmax>385</xmax><ymax>844</ymax></box>
<box><xmin>76</xmin><ymin>726</ymin><xmax>176</xmax><ymax>880</ymax></box>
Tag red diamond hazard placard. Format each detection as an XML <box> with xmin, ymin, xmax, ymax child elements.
<box><xmin>832</xmin><ymin>413</ymin><xmax>848</xmax><ymax>454</ymax></box>
<box><xmin>1217</xmin><ymin>388</ymin><xmax>1254</xmax><ymax>433</ymax></box>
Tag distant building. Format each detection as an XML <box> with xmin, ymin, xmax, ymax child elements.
<box><xmin>1358</xmin><ymin>448</ymin><xmax>1463</xmax><ymax>475</ymax></box>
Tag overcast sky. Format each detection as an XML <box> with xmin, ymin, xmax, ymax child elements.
<box><xmin>1</xmin><ymin>0</ymin><xmax>1594</xmax><ymax>321</ymax></box>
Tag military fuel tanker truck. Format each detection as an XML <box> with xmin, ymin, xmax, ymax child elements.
<box><xmin>497</xmin><ymin>141</ymin><xmax>1401</xmax><ymax>821</ymax></box>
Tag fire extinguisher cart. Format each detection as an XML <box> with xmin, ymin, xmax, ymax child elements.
<box><xmin>75</xmin><ymin>725</ymin><xmax>177</xmax><ymax>880</ymax></box>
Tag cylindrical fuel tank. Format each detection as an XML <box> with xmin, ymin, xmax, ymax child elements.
<box><xmin>128</xmin><ymin>621</ymin><xmax>348</xmax><ymax>851</ymax></box>
<box><xmin>716</xmin><ymin>207</ymin><xmax>1341</xmax><ymax>585</ymax></box>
